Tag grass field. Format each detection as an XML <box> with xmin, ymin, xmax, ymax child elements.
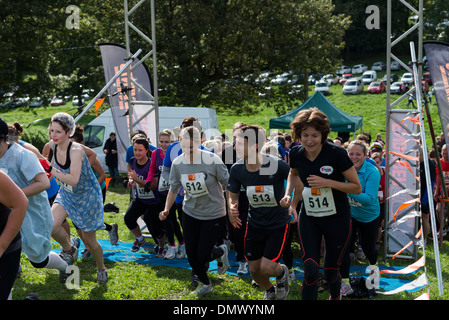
<box><xmin>2</xmin><ymin>74</ymin><xmax>449</xmax><ymax>302</ymax></box>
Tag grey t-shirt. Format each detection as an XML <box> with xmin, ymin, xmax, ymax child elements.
<box><xmin>169</xmin><ymin>150</ymin><xmax>229</xmax><ymax>220</ymax></box>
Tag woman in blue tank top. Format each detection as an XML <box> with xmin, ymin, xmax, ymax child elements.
<box><xmin>48</xmin><ymin>113</ymin><xmax>108</xmax><ymax>284</ymax></box>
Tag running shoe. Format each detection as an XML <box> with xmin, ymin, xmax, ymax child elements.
<box><xmin>288</xmin><ymin>269</ymin><xmax>296</xmax><ymax>283</ymax></box>
<box><xmin>340</xmin><ymin>280</ymin><xmax>354</xmax><ymax>296</ymax></box>
<box><xmin>263</xmin><ymin>289</ymin><xmax>276</xmax><ymax>300</ymax></box>
<box><xmin>192</xmin><ymin>283</ymin><xmax>213</xmax><ymax>295</ymax></box>
<box><xmin>70</xmin><ymin>238</ymin><xmax>81</xmax><ymax>250</ymax></box>
<box><xmin>275</xmin><ymin>264</ymin><xmax>290</xmax><ymax>300</ymax></box>
<box><xmin>59</xmin><ymin>246</ymin><xmax>78</xmax><ymax>265</ymax></box>
<box><xmin>81</xmin><ymin>249</ymin><xmax>91</xmax><ymax>260</ymax></box>
<box><xmin>217</xmin><ymin>244</ymin><xmax>229</xmax><ymax>275</ymax></box>
<box><xmin>97</xmin><ymin>268</ymin><xmax>108</xmax><ymax>284</ymax></box>
<box><xmin>108</xmin><ymin>223</ymin><xmax>119</xmax><ymax>246</ymax></box>
<box><xmin>156</xmin><ymin>246</ymin><xmax>167</xmax><ymax>258</ymax></box>
<box><xmin>131</xmin><ymin>238</ymin><xmax>146</xmax><ymax>252</ymax></box>
<box><xmin>164</xmin><ymin>246</ymin><xmax>177</xmax><ymax>259</ymax></box>
<box><xmin>356</xmin><ymin>247</ymin><xmax>366</xmax><ymax>261</ymax></box>
<box><xmin>237</xmin><ymin>261</ymin><xmax>248</xmax><ymax>276</ymax></box>
<box><xmin>176</xmin><ymin>243</ymin><xmax>186</xmax><ymax>259</ymax></box>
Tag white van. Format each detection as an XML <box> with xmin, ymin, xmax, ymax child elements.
<box><xmin>361</xmin><ymin>70</ymin><xmax>377</xmax><ymax>85</ymax></box>
<box><xmin>83</xmin><ymin>106</ymin><xmax>220</xmax><ymax>171</ymax></box>
<box><xmin>342</xmin><ymin>77</ymin><xmax>364</xmax><ymax>95</ymax></box>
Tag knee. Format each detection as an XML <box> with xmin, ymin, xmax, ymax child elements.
<box><xmin>303</xmin><ymin>258</ymin><xmax>320</xmax><ymax>285</ymax></box>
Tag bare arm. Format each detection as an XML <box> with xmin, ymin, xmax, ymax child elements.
<box><xmin>0</xmin><ymin>171</ymin><xmax>28</xmax><ymax>258</ymax></box>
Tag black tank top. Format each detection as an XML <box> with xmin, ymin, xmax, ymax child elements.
<box><xmin>0</xmin><ymin>202</ymin><xmax>21</xmax><ymax>255</ymax></box>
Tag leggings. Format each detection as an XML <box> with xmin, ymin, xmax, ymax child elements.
<box><xmin>225</xmin><ymin>191</ymin><xmax>248</xmax><ymax>262</ymax></box>
<box><xmin>299</xmin><ymin>211</ymin><xmax>351</xmax><ymax>300</ymax></box>
<box><xmin>0</xmin><ymin>248</ymin><xmax>21</xmax><ymax>300</ymax></box>
<box><xmin>182</xmin><ymin>213</ymin><xmax>226</xmax><ymax>285</ymax></box>
<box><xmin>340</xmin><ymin>216</ymin><xmax>379</xmax><ymax>279</ymax></box>
<box><xmin>124</xmin><ymin>199</ymin><xmax>165</xmax><ymax>239</ymax></box>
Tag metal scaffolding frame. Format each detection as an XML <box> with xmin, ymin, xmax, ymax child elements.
<box><xmin>124</xmin><ymin>0</ymin><xmax>159</xmax><ymax>145</ymax></box>
<box><xmin>386</xmin><ymin>0</ymin><xmax>444</xmax><ymax>295</ymax></box>
<box><xmin>385</xmin><ymin>0</ymin><xmax>423</xmax><ymax>261</ymax></box>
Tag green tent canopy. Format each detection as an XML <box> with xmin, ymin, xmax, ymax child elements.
<box><xmin>269</xmin><ymin>92</ymin><xmax>363</xmax><ymax>133</ymax></box>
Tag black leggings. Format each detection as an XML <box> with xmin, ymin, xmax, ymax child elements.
<box><xmin>0</xmin><ymin>248</ymin><xmax>21</xmax><ymax>300</ymax></box>
<box><xmin>340</xmin><ymin>217</ymin><xmax>379</xmax><ymax>279</ymax></box>
<box><xmin>182</xmin><ymin>213</ymin><xmax>225</xmax><ymax>285</ymax></box>
<box><xmin>124</xmin><ymin>199</ymin><xmax>165</xmax><ymax>239</ymax></box>
<box><xmin>299</xmin><ymin>211</ymin><xmax>351</xmax><ymax>300</ymax></box>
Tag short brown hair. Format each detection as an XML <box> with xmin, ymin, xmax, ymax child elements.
<box><xmin>290</xmin><ymin>107</ymin><xmax>330</xmax><ymax>143</ymax></box>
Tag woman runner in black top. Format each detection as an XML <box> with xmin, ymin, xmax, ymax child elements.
<box><xmin>280</xmin><ymin>108</ymin><xmax>361</xmax><ymax>300</ymax></box>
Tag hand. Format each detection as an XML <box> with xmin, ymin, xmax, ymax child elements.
<box><xmin>280</xmin><ymin>195</ymin><xmax>291</xmax><ymax>208</ymax></box>
<box><xmin>306</xmin><ymin>175</ymin><xmax>331</xmax><ymax>188</ymax></box>
<box><xmin>228</xmin><ymin>203</ymin><xmax>242</xmax><ymax>229</ymax></box>
<box><xmin>289</xmin><ymin>206</ymin><xmax>298</xmax><ymax>224</ymax></box>
<box><xmin>159</xmin><ymin>210</ymin><xmax>169</xmax><ymax>221</ymax></box>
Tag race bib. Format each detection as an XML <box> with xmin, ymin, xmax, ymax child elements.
<box><xmin>59</xmin><ymin>180</ymin><xmax>73</xmax><ymax>193</ymax></box>
<box><xmin>246</xmin><ymin>185</ymin><xmax>277</xmax><ymax>208</ymax></box>
<box><xmin>136</xmin><ymin>185</ymin><xmax>155</xmax><ymax>199</ymax></box>
<box><xmin>158</xmin><ymin>175</ymin><xmax>170</xmax><ymax>192</ymax></box>
<box><xmin>302</xmin><ymin>187</ymin><xmax>337</xmax><ymax>217</ymax></box>
<box><xmin>181</xmin><ymin>173</ymin><xmax>209</xmax><ymax>198</ymax></box>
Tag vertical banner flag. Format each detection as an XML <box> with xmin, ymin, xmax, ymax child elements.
<box><xmin>99</xmin><ymin>43</ymin><xmax>156</xmax><ymax>172</ymax></box>
<box><xmin>424</xmin><ymin>41</ymin><xmax>449</xmax><ymax>147</ymax></box>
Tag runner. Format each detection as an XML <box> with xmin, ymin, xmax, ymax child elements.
<box><xmin>227</xmin><ymin>124</ymin><xmax>292</xmax><ymax>300</ymax></box>
<box><xmin>124</xmin><ymin>135</ymin><xmax>166</xmax><ymax>255</ymax></box>
<box><xmin>280</xmin><ymin>107</ymin><xmax>361</xmax><ymax>300</ymax></box>
<box><xmin>340</xmin><ymin>140</ymin><xmax>381</xmax><ymax>296</ymax></box>
<box><xmin>0</xmin><ymin>118</ymin><xmax>70</xmax><ymax>283</ymax></box>
<box><xmin>159</xmin><ymin>126</ymin><xmax>229</xmax><ymax>295</ymax></box>
<box><xmin>144</xmin><ymin>129</ymin><xmax>185</xmax><ymax>259</ymax></box>
<box><xmin>0</xmin><ymin>168</ymin><xmax>27</xmax><ymax>300</ymax></box>
<box><xmin>48</xmin><ymin>112</ymin><xmax>108</xmax><ymax>284</ymax></box>
<box><xmin>221</xmin><ymin>121</ymin><xmax>249</xmax><ymax>275</ymax></box>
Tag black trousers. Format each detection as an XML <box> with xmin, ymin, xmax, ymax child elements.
<box><xmin>182</xmin><ymin>213</ymin><xmax>225</xmax><ymax>285</ymax></box>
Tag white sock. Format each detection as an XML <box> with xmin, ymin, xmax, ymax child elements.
<box><xmin>45</xmin><ymin>251</ymin><xmax>69</xmax><ymax>271</ymax></box>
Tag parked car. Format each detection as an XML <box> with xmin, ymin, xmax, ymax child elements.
<box><xmin>423</xmin><ymin>72</ymin><xmax>432</xmax><ymax>85</ymax></box>
<box><xmin>308</xmin><ymin>74</ymin><xmax>318</xmax><ymax>85</ymax></box>
<box><xmin>315</xmin><ymin>81</ymin><xmax>330</xmax><ymax>95</ymax></box>
<box><xmin>368</xmin><ymin>81</ymin><xmax>386</xmax><ymax>94</ymax></box>
<box><xmin>288</xmin><ymin>84</ymin><xmax>303</xmax><ymax>96</ymax></box>
<box><xmin>352</xmin><ymin>64</ymin><xmax>368</xmax><ymax>74</ymax></box>
<box><xmin>336</xmin><ymin>65</ymin><xmax>351</xmax><ymax>75</ymax></box>
<box><xmin>401</xmin><ymin>72</ymin><xmax>414</xmax><ymax>84</ymax></box>
<box><xmin>371</xmin><ymin>62</ymin><xmax>386</xmax><ymax>71</ymax></box>
<box><xmin>72</xmin><ymin>97</ymin><xmax>85</xmax><ymax>106</ymax></box>
<box><xmin>422</xmin><ymin>80</ymin><xmax>429</xmax><ymax>92</ymax></box>
<box><xmin>391</xmin><ymin>61</ymin><xmax>401</xmax><ymax>71</ymax></box>
<box><xmin>29</xmin><ymin>97</ymin><xmax>43</xmax><ymax>107</ymax></box>
<box><xmin>381</xmin><ymin>73</ymin><xmax>399</xmax><ymax>84</ymax></box>
<box><xmin>50</xmin><ymin>96</ymin><xmax>65</xmax><ymax>106</ymax></box>
<box><xmin>271</xmin><ymin>72</ymin><xmax>290</xmax><ymax>85</ymax></box>
<box><xmin>339</xmin><ymin>73</ymin><xmax>353</xmax><ymax>85</ymax></box>
<box><xmin>343</xmin><ymin>78</ymin><xmax>364</xmax><ymax>95</ymax></box>
<box><xmin>390</xmin><ymin>81</ymin><xmax>405</xmax><ymax>94</ymax></box>
<box><xmin>322</xmin><ymin>74</ymin><xmax>340</xmax><ymax>86</ymax></box>
<box><xmin>362</xmin><ymin>70</ymin><xmax>377</xmax><ymax>85</ymax></box>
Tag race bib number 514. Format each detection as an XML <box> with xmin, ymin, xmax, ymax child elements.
<box><xmin>302</xmin><ymin>187</ymin><xmax>337</xmax><ymax>217</ymax></box>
